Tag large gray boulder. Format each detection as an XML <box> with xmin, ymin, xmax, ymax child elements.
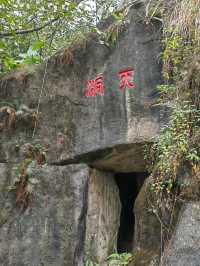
<box><xmin>0</xmin><ymin>163</ymin><xmax>89</xmax><ymax>266</ymax></box>
<box><xmin>161</xmin><ymin>202</ymin><xmax>200</xmax><ymax>266</ymax></box>
<box><xmin>0</xmin><ymin>2</ymin><xmax>169</xmax><ymax>266</ymax></box>
<box><xmin>0</xmin><ymin>3</ymin><xmax>168</xmax><ymax>172</ymax></box>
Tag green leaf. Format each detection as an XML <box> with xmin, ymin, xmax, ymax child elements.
<box><xmin>32</xmin><ymin>41</ymin><xmax>45</xmax><ymax>51</ymax></box>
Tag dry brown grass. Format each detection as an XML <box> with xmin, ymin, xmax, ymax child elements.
<box><xmin>166</xmin><ymin>0</ymin><xmax>200</xmax><ymax>40</ymax></box>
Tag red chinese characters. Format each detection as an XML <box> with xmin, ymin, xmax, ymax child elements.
<box><xmin>118</xmin><ymin>68</ymin><xmax>135</xmax><ymax>90</ymax></box>
<box><xmin>84</xmin><ymin>68</ymin><xmax>135</xmax><ymax>97</ymax></box>
<box><xmin>84</xmin><ymin>74</ymin><xmax>105</xmax><ymax>97</ymax></box>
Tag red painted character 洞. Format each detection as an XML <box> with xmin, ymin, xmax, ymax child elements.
<box><xmin>118</xmin><ymin>68</ymin><xmax>135</xmax><ymax>90</ymax></box>
<box><xmin>84</xmin><ymin>74</ymin><xmax>105</xmax><ymax>97</ymax></box>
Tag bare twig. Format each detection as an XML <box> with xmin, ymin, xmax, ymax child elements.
<box><xmin>0</xmin><ymin>18</ymin><xmax>59</xmax><ymax>37</ymax></box>
<box><xmin>32</xmin><ymin>59</ymin><xmax>49</xmax><ymax>138</ymax></box>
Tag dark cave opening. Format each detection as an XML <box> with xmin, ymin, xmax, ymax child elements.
<box><xmin>115</xmin><ymin>172</ymin><xmax>148</xmax><ymax>253</ymax></box>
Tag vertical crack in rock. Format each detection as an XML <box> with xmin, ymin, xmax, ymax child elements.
<box><xmin>73</xmin><ymin>172</ymin><xmax>89</xmax><ymax>266</ymax></box>
<box><xmin>115</xmin><ymin>172</ymin><xmax>147</xmax><ymax>253</ymax></box>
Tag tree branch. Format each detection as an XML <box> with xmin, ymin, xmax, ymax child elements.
<box><xmin>0</xmin><ymin>0</ymin><xmax>84</xmax><ymax>38</ymax></box>
<box><xmin>0</xmin><ymin>17</ymin><xmax>59</xmax><ymax>37</ymax></box>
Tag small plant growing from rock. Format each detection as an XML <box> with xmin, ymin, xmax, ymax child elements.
<box><xmin>0</xmin><ymin>105</ymin><xmax>16</xmax><ymax>131</ymax></box>
<box><xmin>107</xmin><ymin>253</ymin><xmax>133</xmax><ymax>266</ymax></box>
<box><xmin>85</xmin><ymin>260</ymin><xmax>99</xmax><ymax>266</ymax></box>
<box><xmin>85</xmin><ymin>253</ymin><xmax>133</xmax><ymax>266</ymax></box>
<box><xmin>9</xmin><ymin>143</ymin><xmax>47</xmax><ymax>209</ymax></box>
<box><xmin>104</xmin><ymin>11</ymin><xmax>127</xmax><ymax>47</ymax></box>
<box><xmin>0</xmin><ymin>104</ymin><xmax>40</xmax><ymax>132</ymax></box>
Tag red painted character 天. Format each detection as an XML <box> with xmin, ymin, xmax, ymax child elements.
<box><xmin>84</xmin><ymin>74</ymin><xmax>105</xmax><ymax>97</ymax></box>
<box><xmin>118</xmin><ymin>68</ymin><xmax>135</xmax><ymax>90</ymax></box>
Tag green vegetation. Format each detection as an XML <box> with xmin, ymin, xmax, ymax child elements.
<box><xmin>0</xmin><ymin>0</ymin><xmax>121</xmax><ymax>75</ymax></box>
<box><xmin>85</xmin><ymin>252</ymin><xmax>132</xmax><ymax>266</ymax></box>
<box><xmin>145</xmin><ymin>0</ymin><xmax>200</xmax><ymax>249</ymax></box>
<box><xmin>1</xmin><ymin>0</ymin><xmax>200</xmax><ymax>262</ymax></box>
<box><xmin>8</xmin><ymin>143</ymin><xmax>47</xmax><ymax>209</ymax></box>
<box><xmin>107</xmin><ymin>253</ymin><xmax>133</xmax><ymax>266</ymax></box>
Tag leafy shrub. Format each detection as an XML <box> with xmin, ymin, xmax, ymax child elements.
<box><xmin>107</xmin><ymin>253</ymin><xmax>133</xmax><ymax>266</ymax></box>
<box><xmin>85</xmin><ymin>253</ymin><xmax>133</xmax><ymax>266</ymax></box>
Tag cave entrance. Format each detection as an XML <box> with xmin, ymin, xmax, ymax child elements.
<box><xmin>115</xmin><ymin>172</ymin><xmax>148</xmax><ymax>253</ymax></box>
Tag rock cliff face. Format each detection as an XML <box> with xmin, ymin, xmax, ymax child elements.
<box><xmin>0</xmin><ymin>2</ymin><xmax>171</xmax><ymax>266</ymax></box>
<box><xmin>161</xmin><ymin>202</ymin><xmax>200</xmax><ymax>266</ymax></box>
<box><xmin>0</xmin><ymin>2</ymin><xmax>167</xmax><ymax>170</ymax></box>
<box><xmin>0</xmin><ymin>164</ymin><xmax>89</xmax><ymax>266</ymax></box>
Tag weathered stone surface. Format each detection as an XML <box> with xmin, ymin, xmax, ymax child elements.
<box><xmin>134</xmin><ymin>177</ymin><xmax>160</xmax><ymax>252</ymax></box>
<box><xmin>130</xmin><ymin>177</ymin><xmax>161</xmax><ymax>266</ymax></box>
<box><xmin>91</xmin><ymin>143</ymin><xmax>148</xmax><ymax>173</ymax></box>
<box><xmin>84</xmin><ymin>169</ymin><xmax>121</xmax><ymax>264</ymax></box>
<box><xmin>161</xmin><ymin>202</ymin><xmax>200</xmax><ymax>266</ymax></box>
<box><xmin>0</xmin><ymin>2</ymin><xmax>168</xmax><ymax>172</ymax></box>
<box><xmin>0</xmin><ymin>163</ymin><xmax>89</xmax><ymax>266</ymax></box>
<box><xmin>0</xmin><ymin>2</ymin><xmax>171</xmax><ymax>266</ymax></box>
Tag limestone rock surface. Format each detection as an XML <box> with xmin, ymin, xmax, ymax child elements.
<box><xmin>0</xmin><ymin>163</ymin><xmax>89</xmax><ymax>266</ymax></box>
<box><xmin>0</xmin><ymin>2</ymin><xmax>171</xmax><ymax>266</ymax></box>
<box><xmin>161</xmin><ymin>202</ymin><xmax>200</xmax><ymax>266</ymax></box>
<box><xmin>0</xmin><ymin>3</ymin><xmax>168</xmax><ymax>172</ymax></box>
<box><xmin>85</xmin><ymin>169</ymin><xmax>121</xmax><ymax>264</ymax></box>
